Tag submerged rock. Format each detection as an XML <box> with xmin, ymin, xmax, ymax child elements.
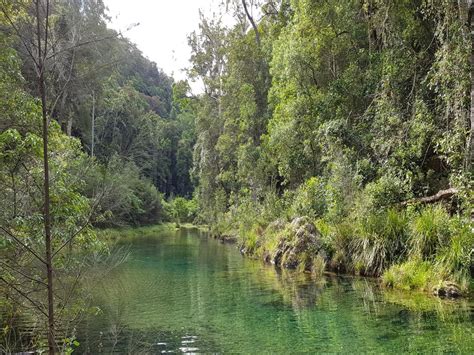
<box><xmin>432</xmin><ymin>282</ymin><xmax>462</xmax><ymax>299</ymax></box>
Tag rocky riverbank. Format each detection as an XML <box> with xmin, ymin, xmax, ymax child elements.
<box><xmin>214</xmin><ymin>216</ymin><xmax>466</xmax><ymax>299</ymax></box>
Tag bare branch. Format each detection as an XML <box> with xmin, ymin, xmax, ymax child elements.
<box><xmin>0</xmin><ymin>260</ymin><xmax>48</xmax><ymax>287</ymax></box>
<box><xmin>242</xmin><ymin>0</ymin><xmax>260</xmax><ymax>46</ymax></box>
<box><xmin>0</xmin><ymin>4</ymin><xmax>40</xmax><ymax>73</ymax></box>
<box><xmin>45</xmin><ymin>33</ymin><xmax>118</xmax><ymax>60</ymax></box>
<box><xmin>0</xmin><ymin>276</ymin><xmax>48</xmax><ymax>318</ymax></box>
<box><xmin>0</xmin><ymin>226</ymin><xmax>47</xmax><ymax>265</ymax></box>
<box><xmin>401</xmin><ymin>188</ymin><xmax>458</xmax><ymax>206</ymax></box>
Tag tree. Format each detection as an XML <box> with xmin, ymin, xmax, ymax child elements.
<box><xmin>469</xmin><ymin>0</ymin><xmax>474</xmax><ymax>169</ymax></box>
<box><xmin>0</xmin><ymin>1</ymin><xmax>108</xmax><ymax>352</ymax></box>
<box><xmin>34</xmin><ymin>2</ymin><xmax>54</xmax><ymax>351</ymax></box>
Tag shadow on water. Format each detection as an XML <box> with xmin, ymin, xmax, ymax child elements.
<box><xmin>74</xmin><ymin>227</ymin><xmax>473</xmax><ymax>353</ymax></box>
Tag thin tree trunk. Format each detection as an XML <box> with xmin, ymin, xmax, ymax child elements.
<box><xmin>468</xmin><ymin>0</ymin><xmax>474</xmax><ymax>169</ymax></box>
<box><xmin>242</xmin><ymin>0</ymin><xmax>260</xmax><ymax>46</ymax></box>
<box><xmin>66</xmin><ymin>113</ymin><xmax>73</xmax><ymax>136</ymax></box>
<box><xmin>91</xmin><ymin>90</ymin><xmax>95</xmax><ymax>157</ymax></box>
<box><xmin>35</xmin><ymin>0</ymin><xmax>55</xmax><ymax>353</ymax></box>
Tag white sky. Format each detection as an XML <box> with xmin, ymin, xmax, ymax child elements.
<box><xmin>103</xmin><ymin>0</ymin><xmax>229</xmax><ymax>93</ymax></box>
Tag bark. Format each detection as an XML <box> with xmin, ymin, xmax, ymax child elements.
<box><xmin>468</xmin><ymin>0</ymin><xmax>474</xmax><ymax>169</ymax></box>
<box><xmin>35</xmin><ymin>0</ymin><xmax>55</xmax><ymax>353</ymax></box>
<box><xmin>91</xmin><ymin>90</ymin><xmax>95</xmax><ymax>157</ymax></box>
<box><xmin>401</xmin><ymin>188</ymin><xmax>458</xmax><ymax>206</ymax></box>
<box><xmin>242</xmin><ymin>0</ymin><xmax>260</xmax><ymax>46</ymax></box>
<box><xmin>66</xmin><ymin>112</ymin><xmax>73</xmax><ymax>136</ymax></box>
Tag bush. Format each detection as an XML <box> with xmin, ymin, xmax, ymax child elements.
<box><xmin>364</xmin><ymin>173</ymin><xmax>412</xmax><ymax>210</ymax></box>
<box><xmin>289</xmin><ymin>177</ymin><xmax>327</xmax><ymax>219</ymax></box>
<box><xmin>325</xmin><ymin>155</ymin><xmax>362</xmax><ymax>222</ymax></box>
<box><xmin>169</xmin><ymin>196</ymin><xmax>198</xmax><ymax>224</ymax></box>
<box><xmin>85</xmin><ymin>156</ymin><xmax>166</xmax><ymax>227</ymax></box>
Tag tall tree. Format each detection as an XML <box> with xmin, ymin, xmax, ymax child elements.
<box><xmin>34</xmin><ymin>1</ymin><xmax>54</xmax><ymax>352</ymax></box>
<box><xmin>469</xmin><ymin>0</ymin><xmax>474</xmax><ymax>168</ymax></box>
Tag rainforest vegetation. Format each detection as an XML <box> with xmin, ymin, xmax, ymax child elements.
<box><xmin>0</xmin><ymin>0</ymin><xmax>473</xmax><ymax>353</ymax></box>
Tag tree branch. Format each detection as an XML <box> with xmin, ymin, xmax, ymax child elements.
<box><xmin>242</xmin><ymin>0</ymin><xmax>260</xmax><ymax>46</ymax></box>
<box><xmin>0</xmin><ymin>276</ymin><xmax>48</xmax><ymax>318</ymax></box>
<box><xmin>401</xmin><ymin>188</ymin><xmax>458</xmax><ymax>206</ymax></box>
<box><xmin>0</xmin><ymin>226</ymin><xmax>47</xmax><ymax>265</ymax></box>
<box><xmin>0</xmin><ymin>260</ymin><xmax>48</xmax><ymax>287</ymax></box>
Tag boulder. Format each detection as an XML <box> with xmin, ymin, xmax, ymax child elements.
<box><xmin>432</xmin><ymin>281</ymin><xmax>462</xmax><ymax>299</ymax></box>
<box><xmin>270</xmin><ymin>217</ymin><xmax>326</xmax><ymax>271</ymax></box>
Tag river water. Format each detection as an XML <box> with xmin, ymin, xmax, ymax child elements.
<box><xmin>77</xmin><ymin>227</ymin><xmax>474</xmax><ymax>353</ymax></box>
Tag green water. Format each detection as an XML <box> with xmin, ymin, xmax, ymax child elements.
<box><xmin>78</xmin><ymin>227</ymin><xmax>474</xmax><ymax>353</ymax></box>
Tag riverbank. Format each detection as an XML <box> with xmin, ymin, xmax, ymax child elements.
<box><xmin>76</xmin><ymin>226</ymin><xmax>474</xmax><ymax>353</ymax></box>
<box><xmin>96</xmin><ymin>223</ymin><xmax>209</xmax><ymax>244</ymax></box>
<box><xmin>210</xmin><ymin>210</ymin><xmax>473</xmax><ymax>299</ymax></box>
<box><xmin>95</xmin><ymin>219</ymin><xmax>472</xmax><ymax>299</ymax></box>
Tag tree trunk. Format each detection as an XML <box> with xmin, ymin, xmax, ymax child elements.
<box><xmin>91</xmin><ymin>90</ymin><xmax>95</xmax><ymax>157</ymax></box>
<box><xmin>400</xmin><ymin>188</ymin><xmax>458</xmax><ymax>206</ymax></box>
<box><xmin>35</xmin><ymin>1</ymin><xmax>55</xmax><ymax>353</ymax></box>
<box><xmin>66</xmin><ymin>113</ymin><xmax>73</xmax><ymax>136</ymax></box>
<box><xmin>468</xmin><ymin>0</ymin><xmax>474</xmax><ymax>169</ymax></box>
<box><xmin>242</xmin><ymin>0</ymin><xmax>260</xmax><ymax>46</ymax></box>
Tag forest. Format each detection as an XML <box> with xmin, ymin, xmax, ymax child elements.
<box><xmin>0</xmin><ymin>0</ymin><xmax>473</xmax><ymax>353</ymax></box>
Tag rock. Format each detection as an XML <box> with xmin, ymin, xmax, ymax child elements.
<box><xmin>272</xmin><ymin>238</ymin><xmax>290</xmax><ymax>265</ymax></box>
<box><xmin>289</xmin><ymin>216</ymin><xmax>312</xmax><ymax>230</ymax></box>
<box><xmin>267</xmin><ymin>219</ymin><xmax>286</xmax><ymax>232</ymax></box>
<box><xmin>432</xmin><ymin>282</ymin><xmax>462</xmax><ymax>299</ymax></box>
<box><xmin>270</xmin><ymin>217</ymin><xmax>327</xmax><ymax>272</ymax></box>
<box><xmin>262</xmin><ymin>250</ymin><xmax>271</xmax><ymax>263</ymax></box>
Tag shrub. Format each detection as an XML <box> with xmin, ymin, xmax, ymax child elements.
<box><xmin>325</xmin><ymin>155</ymin><xmax>361</xmax><ymax>222</ymax></box>
<box><xmin>364</xmin><ymin>173</ymin><xmax>412</xmax><ymax>210</ymax></box>
<box><xmin>86</xmin><ymin>156</ymin><xmax>166</xmax><ymax>227</ymax></box>
<box><xmin>289</xmin><ymin>177</ymin><xmax>327</xmax><ymax>219</ymax></box>
<box><xmin>169</xmin><ymin>196</ymin><xmax>198</xmax><ymax>224</ymax></box>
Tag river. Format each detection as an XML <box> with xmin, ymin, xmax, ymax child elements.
<box><xmin>77</xmin><ymin>227</ymin><xmax>474</xmax><ymax>353</ymax></box>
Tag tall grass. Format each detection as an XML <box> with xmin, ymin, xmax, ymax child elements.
<box><xmin>382</xmin><ymin>206</ymin><xmax>473</xmax><ymax>292</ymax></box>
<box><xmin>350</xmin><ymin>208</ymin><xmax>409</xmax><ymax>276</ymax></box>
<box><xmin>409</xmin><ymin>206</ymin><xmax>451</xmax><ymax>260</ymax></box>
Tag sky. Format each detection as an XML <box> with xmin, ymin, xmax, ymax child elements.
<box><xmin>103</xmin><ymin>0</ymin><xmax>228</xmax><ymax>93</ymax></box>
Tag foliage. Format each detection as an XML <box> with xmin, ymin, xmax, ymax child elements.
<box><xmin>409</xmin><ymin>206</ymin><xmax>451</xmax><ymax>260</ymax></box>
<box><xmin>189</xmin><ymin>0</ymin><xmax>473</xmax><ymax>293</ymax></box>
<box><xmin>382</xmin><ymin>260</ymin><xmax>442</xmax><ymax>292</ymax></box>
<box><xmin>85</xmin><ymin>156</ymin><xmax>167</xmax><ymax>227</ymax></box>
<box><xmin>168</xmin><ymin>196</ymin><xmax>198</xmax><ymax>224</ymax></box>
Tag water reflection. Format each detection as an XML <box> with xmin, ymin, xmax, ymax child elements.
<box><xmin>76</xmin><ymin>228</ymin><xmax>474</xmax><ymax>353</ymax></box>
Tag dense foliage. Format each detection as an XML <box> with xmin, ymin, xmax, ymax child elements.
<box><xmin>0</xmin><ymin>1</ymin><xmax>195</xmax><ymax>351</ymax></box>
<box><xmin>0</xmin><ymin>0</ymin><xmax>473</xmax><ymax>352</ymax></box>
<box><xmin>189</xmin><ymin>0</ymin><xmax>473</xmax><ymax>292</ymax></box>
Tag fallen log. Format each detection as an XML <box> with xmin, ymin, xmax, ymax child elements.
<box><xmin>401</xmin><ymin>188</ymin><xmax>458</xmax><ymax>206</ymax></box>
